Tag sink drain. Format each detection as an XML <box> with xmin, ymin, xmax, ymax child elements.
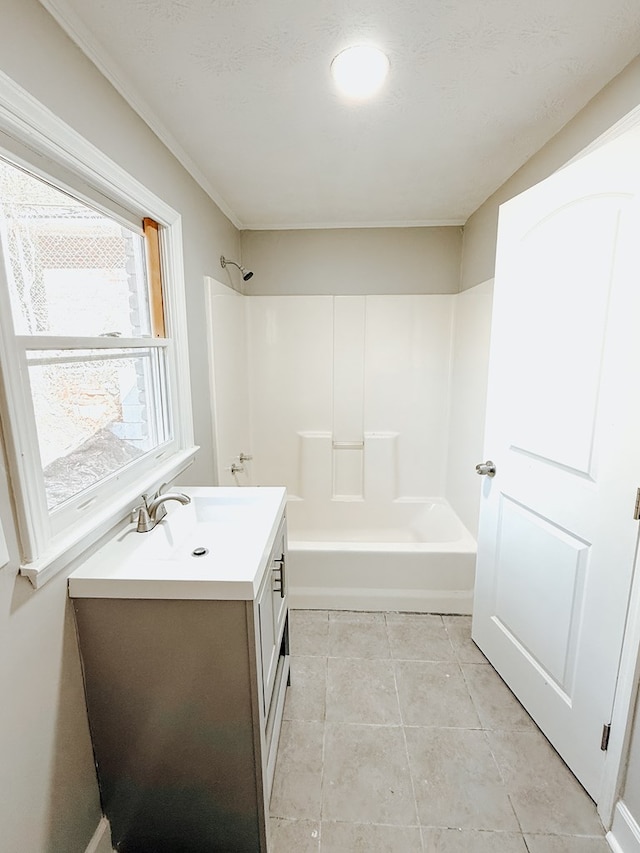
<box><xmin>191</xmin><ymin>546</ymin><xmax>209</xmax><ymax>557</ymax></box>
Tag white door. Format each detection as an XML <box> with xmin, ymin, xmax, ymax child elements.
<box><xmin>472</xmin><ymin>125</ymin><xmax>640</xmax><ymax>800</ymax></box>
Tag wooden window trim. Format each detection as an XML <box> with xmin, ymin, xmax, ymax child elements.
<box><xmin>143</xmin><ymin>217</ymin><xmax>166</xmax><ymax>337</ymax></box>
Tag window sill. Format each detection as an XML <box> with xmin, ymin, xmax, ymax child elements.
<box><xmin>19</xmin><ymin>446</ymin><xmax>199</xmax><ymax>589</ymax></box>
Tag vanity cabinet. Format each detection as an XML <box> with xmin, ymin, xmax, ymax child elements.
<box><xmin>69</xmin><ymin>487</ymin><xmax>289</xmax><ymax>853</ymax></box>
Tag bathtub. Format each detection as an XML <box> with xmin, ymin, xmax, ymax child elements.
<box><xmin>286</xmin><ymin>498</ymin><xmax>476</xmax><ymax>614</ymax></box>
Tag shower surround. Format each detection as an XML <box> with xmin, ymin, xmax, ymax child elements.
<box><xmin>248</xmin><ymin>295</ymin><xmax>453</xmax><ymax>503</ymax></box>
<box><xmin>206</xmin><ymin>280</ymin><xmax>493</xmax><ymax>612</ymax></box>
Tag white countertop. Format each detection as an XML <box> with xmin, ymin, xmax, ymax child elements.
<box><xmin>67</xmin><ymin>486</ymin><xmax>287</xmax><ymax>600</ymax></box>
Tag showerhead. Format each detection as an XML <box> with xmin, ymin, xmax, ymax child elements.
<box><xmin>220</xmin><ymin>255</ymin><xmax>254</xmax><ymax>282</ymax></box>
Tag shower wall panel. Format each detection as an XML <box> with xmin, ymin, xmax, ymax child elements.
<box><xmin>364</xmin><ymin>296</ymin><xmax>454</xmax><ymax>499</ymax></box>
<box><xmin>247</xmin><ymin>295</ymin><xmax>455</xmax><ymax>501</ymax></box>
<box><xmin>205</xmin><ymin>277</ymin><xmax>252</xmax><ymax>485</ymax></box>
<box><xmin>247</xmin><ymin>297</ymin><xmax>334</xmax><ymax>494</ymax></box>
<box><xmin>445</xmin><ymin>279</ymin><xmax>494</xmax><ymax>537</ymax></box>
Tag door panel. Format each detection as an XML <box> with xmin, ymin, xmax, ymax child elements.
<box><xmin>493</xmin><ymin>496</ymin><xmax>590</xmax><ymax>691</ymax></box>
<box><xmin>473</xmin><ymin>125</ymin><xmax>640</xmax><ymax>800</ymax></box>
<box><xmin>499</xmin><ymin>197</ymin><xmax>621</xmax><ymax>475</ymax></box>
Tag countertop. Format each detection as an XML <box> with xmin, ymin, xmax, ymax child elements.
<box><xmin>67</xmin><ymin>486</ymin><xmax>287</xmax><ymax>600</ymax></box>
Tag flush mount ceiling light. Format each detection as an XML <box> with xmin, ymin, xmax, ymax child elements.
<box><xmin>331</xmin><ymin>44</ymin><xmax>389</xmax><ymax>99</ymax></box>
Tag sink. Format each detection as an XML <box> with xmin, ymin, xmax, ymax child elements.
<box><xmin>68</xmin><ymin>486</ymin><xmax>287</xmax><ymax>600</ymax></box>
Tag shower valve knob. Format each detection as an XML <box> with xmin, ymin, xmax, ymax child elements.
<box><xmin>226</xmin><ymin>462</ymin><xmax>245</xmax><ymax>475</ymax></box>
<box><xmin>476</xmin><ymin>460</ymin><xmax>496</xmax><ymax>477</ymax></box>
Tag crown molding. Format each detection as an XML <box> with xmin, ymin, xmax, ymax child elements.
<box><xmin>242</xmin><ymin>218</ymin><xmax>466</xmax><ymax>231</ymax></box>
<box><xmin>38</xmin><ymin>0</ymin><xmax>243</xmax><ymax>230</ymax></box>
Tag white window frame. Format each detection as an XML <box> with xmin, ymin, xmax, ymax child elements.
<box><xmin>0</xmin><ymin>71</ymin><xmax>198</xmax><ymax>588</ymax></box>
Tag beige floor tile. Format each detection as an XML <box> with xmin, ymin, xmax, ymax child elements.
<box><xmin>326</xmin><ymin>658</ymin><xmax>400</xmax><ymax>724</ymax></box>
<box><xmin>328</xmin><ymin>619</ymin><xmax>390</xmax><ymax>659</ymax></box>
<box><xmin>523</xmin><ymin>834</ymin><xmax>609</xmax><ymax>852</ymax></box>
<box><xmin>443</xmin><ymin>615</ymin><xmax>488</xmax><ymax>664</ymax></box>
<box><xmin>462</xmin><ymin>663</ymin><xmax>535</xmax><ymax>731</ymax></box>
<box><xmin>284</xmin><ymin>656</ymin><xmax>327</xmax><ymax>722</ymax></box>
<box><xmin>488</xmin><ymin>730</ymin><xmax>604</xmax><ymax>835</ymax></box>
<box><xmin>395</xmin><ymin>660</ymin><xmax>480</xmax><ymax>728</ymax></box>
<box><xmin>290</xmin><ymin>611</ymin><xmax>330</xmax><ymax>657</ymax></box>
<box><xmin>322</xmin><ymin>723</ymin><xmax>417</xmax><ymax>825</ymax></box>
<box><xmin>269</xmin><ymin>818</ymin><xmax>320</xmax><ymax>852</ymax></box>
<box><xmin>321</xmin><ymin>821</ymin><xmax>423</xmax><ymax>851</ymax></box>
<box><xmin>405</xmin><ymin>726</ymin><xmax>519</xmax><ymax>831</ymax></box>
<box><xmin>386</xmin><ymin>613</ymin><xmax>456</xmax><ymax>661</ymax></box>
<box><xmin>270</xmin><ymin>720</ymin><xmax>324</xmax><ymax>820</ymax></box>
<box><xmin>273</xmin><ymin>612</ymin><xmax>608</xmax><ymax>850</ymax></box>
<box><xmin>329</xmin><ymin>610</ymin><xmax>386</xmax><ymax>623</ymax></box>
<box><xmin>421</xmin><ymin>828</ymin><xmax>529</xmax><ymax>851</ymax></box>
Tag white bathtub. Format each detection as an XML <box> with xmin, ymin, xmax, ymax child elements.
<box><xmin>286</xmin><ymin>498</ymin><xmax>476</xmax><ymax>613</ymax></box>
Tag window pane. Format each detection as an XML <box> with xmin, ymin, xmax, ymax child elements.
<box><xmin>26</xmin><ymin>348</ymin><xmax>171</xmax><ymax>509</ymax></box>
<box><xmin>0</xmin><ymin>158</ymin><xmax>151</xmax><ymax>337</ymax></box>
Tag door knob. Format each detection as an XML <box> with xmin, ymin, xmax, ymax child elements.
<box><xmin>476</xmin><ymin>460</ymin><xmax>496</xmax><ymax>477</ymax></box>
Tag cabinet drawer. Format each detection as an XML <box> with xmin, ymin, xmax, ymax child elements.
<box><xmin>271</xmin><ymin>516</ymin><xmax>288</xmax><ymax>639</ymax></box>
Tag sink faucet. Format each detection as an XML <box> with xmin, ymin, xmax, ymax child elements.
<box><xmin>136</xmin><ymin>484</ymin><xmax>191</xmax><ymax>532</ymax></box>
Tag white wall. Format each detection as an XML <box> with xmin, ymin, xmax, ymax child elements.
<box><xmin>0</xmin><ymin>3</ymin><xmax>239</xmax><ymax>851</ymax></box>
<box><xmin>445</xmin><ymin>280</ymin><xmax>494</xmax><ymax>537</ymax></box>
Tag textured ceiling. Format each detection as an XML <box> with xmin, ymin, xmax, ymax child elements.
<box><xmin>40</xmin><ymin>0</ymin><xmax>640</xmax><ymax>229</ymax></box>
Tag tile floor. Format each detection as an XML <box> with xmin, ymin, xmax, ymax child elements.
<box><xmin>269</xmin><ymin>610</ymin><xmax>610</xmax><ymax>853</ymax></box>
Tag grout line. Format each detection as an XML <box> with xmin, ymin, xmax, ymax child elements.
<box><xmin>386</xmin><ymin>613</ymin><xmax>423</xmax><ymax>841</ymax></box>
<box><xmin>522</xmin><ymin>832</ymin><xmax>534</xmax><ymax>852</ymax></box>
<box><xmin>317</xmin><ymin>654</ymin><xmax>328</xmax><ymax>847</ymax></box>
<box><xmin>285</xmin><ymin>612</ymin><xmax>606</xmax><ymax>849</ymax></box>
<box><xmin>458</xmin><ymin>655</ymin><xmax>487</xmax><ymax>731</ymax></box>
<box><xmin>481</xmin><ymin>726</ymin><xmax>524</xmax><ymax>837</ymax></box>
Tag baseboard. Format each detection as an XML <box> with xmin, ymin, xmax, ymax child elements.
<box><xmin>84</xmin><ymin>817</ymin><xmax>114</xmax><ymax>853</ymax></box>
<box><xmin>608</xmin><ymin>801</ymin><xmax>640</xmax><ymax>853</ymax></box>
<box><xmin>289</xmin><ymin>586</ymin><xmax>473</xmax><ymax>614</ymax></box>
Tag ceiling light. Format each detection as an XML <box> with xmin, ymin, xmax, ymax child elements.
<box><xmin>331</xmin><ymin>45</ymin><xmax>389</xmax><ymax>99</ymax></box>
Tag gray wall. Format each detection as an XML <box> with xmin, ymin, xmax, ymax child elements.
<box><xmin>241</xmin><ymin>227</ymin><xmax>462</xmax><ymax>295</ymax></box>
<box><xmin>0</xmin><ymin>1</ymin><xmax>240</xmax><ymax>851</ymax></box>
<box><xmin>0</xmin><ymin>425</ymin><xmax>103</xmax><ymax>853</ymax></box>
<box><xmin>461</xmin><ymin>54</ymin><xmax>640</xmax><ymax>291</ymax></box>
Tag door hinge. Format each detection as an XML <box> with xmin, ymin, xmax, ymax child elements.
<box><xmin>634</xmin><ymin>488</ymin><xmax>640</xmax><ymax>521</ymax></box>
<box><xmin>601</xmin><ymin>723</ymin><xmax>611</xmax><ymax>751</ymax></box>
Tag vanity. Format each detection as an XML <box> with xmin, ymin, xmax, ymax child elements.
<box><xmin>68</xmin><ymin>486</ymin><xmax>289</xmax><ymax>853</ymax></box>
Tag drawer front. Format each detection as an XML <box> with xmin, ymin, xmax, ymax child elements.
<box><xmin>257</xmin><ymin>569</ymin><xmax>278</xmax><ymax>714</ymax></box>
<box><xmin>271</xmin><ymin>517</ymin><xmax>288</xmax><ymax>638</ymax></box>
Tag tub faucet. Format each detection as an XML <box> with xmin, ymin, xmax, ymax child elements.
<box><xmin>136</xmin><ymin>484</ymin><xmax>191</xmax><ymax>532</ymax></box>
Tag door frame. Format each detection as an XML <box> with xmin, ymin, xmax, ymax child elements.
<box><xmin>600</xmin><ymin>528</ymin><xmax>640</xmax><ymax>823</ymax></box>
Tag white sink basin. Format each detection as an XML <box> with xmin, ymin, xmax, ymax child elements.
<box><xmin>68</xmin><ymin>486</ymin><xmax>287</xmax><ymax>600</ymax></box>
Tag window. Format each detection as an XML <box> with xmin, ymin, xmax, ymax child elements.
<box><xmin>0</xmin><ymin>81</ymin><xmax>196</xmax><ymax>586</ymax></box>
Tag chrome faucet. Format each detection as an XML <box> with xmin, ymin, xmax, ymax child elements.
<box><xmin>136</xmin><ymin>484</ymin><xmax>191</xmax><ymax>532</ymax></box>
